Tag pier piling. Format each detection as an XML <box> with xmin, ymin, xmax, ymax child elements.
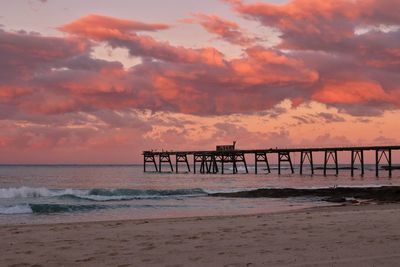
<box><xmin>193</xmin><ymin>153</ymin><xmax>202</xmax><ymax>174</ymax></box>
<box><xmin>233</xmin><ymin>153</ymin><xmax>248</xmax><ymax>174</ymax></box>
<box><xmin>176</xmin><ymin>153</ymin><xmax>190</xmax><ymax>173</ymax></box>
<box><xmin>300</xmin><ymin>151</ymin><xmax>314</xmax><ymax>175</ymax></box>
<box><xmin>143</xmin><ymin>153</ymin><xmax>158</xmax><ymax>172</ymax></box>
<box><xmin>159</xmin><ymin>153</ymin><xmax>173</xmax><ymax>173</ymax></box>
<box><xmin>255</xmin><ymin>152</ymin><xmax>270</xmax><ymax>174</ymax></box>
<box><xmin>324</xmin><ymin>150</ymin><xmax>338</xmax><ymax>176</ymax></box>
<box><xmin>278</xmin><ymin>151</ymin><xmax>294</xmax><ymax>174</ymax></box>
<box><xmin>376</xmin><ymin>149</ymin><xmax>392</xmax><ymax>177</ymax></box>
<box><xmin>351</xmin><ymin>150</ymin><xmax>364</xmax><ymax>177</ymax></box>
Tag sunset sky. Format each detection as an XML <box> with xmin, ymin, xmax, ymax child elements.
<box><xmin>0</xmin><ymin>0</ymin><xmax>399</xmax><ymax>164</ymax></box>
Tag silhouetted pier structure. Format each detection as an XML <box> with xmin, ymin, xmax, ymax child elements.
<box><xmin>143</xmin><ymin>145</ymin><xmax>400</xmax><ymax>177</ymax></box>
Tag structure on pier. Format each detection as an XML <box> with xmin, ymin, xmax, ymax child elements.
<box><xmin>216</xmin><ymin>141</ymin><xmax>236</xmax><ymax>152</ymax></box>
<box><xmin>143</xmin><ymin>145</ymin><xmax>399</xmax><ymax>177</ymax></box>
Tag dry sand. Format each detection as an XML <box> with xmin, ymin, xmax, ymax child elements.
<box><xmin>2</xmin><ymin>203</ymin><xmax>400</xmax><ymax>267</ymax></box>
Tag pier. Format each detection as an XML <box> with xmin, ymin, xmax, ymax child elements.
<box><xmin>143</xmin><ymin>145</ymin><xmax>400</xmax><ymax>177</ymax></box>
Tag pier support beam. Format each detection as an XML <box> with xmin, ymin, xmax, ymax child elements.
<box><xmin>230</xmin><ymin>154</ymin><xmax>238</xmax><ymax>174</ymax></box>
<box><xmin>300</xmin><ymin>151</ymin><xmax>314</xmax><ymax>175</ymax></box>
<box><xmin>220</xmin><ymin>154</ymin><xmax>225</xmax><ymax>174</ymax></box>
<box><xmin>204</xmin><ymin>154</ymin><xmax>218</xmax><ymax>174</ymax></box>
<box><xmin>176</xmin><ymin>153</ymin><xmax>190</xmax><ymax>173</ymax></box>
<box><xmin>351</xmin><ymin>150</ymin><xmax>364</xmax><ymax>177</ymax></box>
<box><xmin>194</xmin><ymin>153</ymin><xmax>219</xmax><ymax>174</ymax></box>
<box><xmin>218</xmin><ymin>153</ymin><xmax>238</xmax><ymax>174</ymax></box>
<box><xmin>211</xmin><ymin>155</ymin><xmax>219</xmax><ymax>173</ymax></box>
<box><xmin>159</xmin><ymin>153</ymin><xmax>173</xmax><ymax>173</ymax></box>
<box><xmin>200</xmin><ymin>155</ymin><xmax>206</xmax><ymax>174</ymax></box>
<box><xmin>234</xmin><ymin>153</ymin><xmax>248</xmax><ymax>174</ymax></box>
<box><xmin>376</xmin><ymin>149</ymin><xmax>392</xmax><ymax>177</ymax></box>
<box><xmin>255</xmin><ymin>152</ymin><xmax>270</xmax><ymax>174</ymax></box>
<box><xmin>324</xmin><ymin>150</ymin><xmax>338</xmax><ymax>176</ymax></box>
<box><xmin>193</xmin><ymin>153</ymin><xmax>203</xmax><ymax>174</ymax></box>
<box><xmin>278</xmin><ymin>151</ymin><xmax>294</xmax><ymax>175</ymax></box>
<box><xmin>143</xmin><ymin>153</ymin><xmax>158</xmax><ymax>172</ymax></box>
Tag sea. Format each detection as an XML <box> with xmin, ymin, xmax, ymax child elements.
<box><xmin>0</xmin><ymin>164</ymin><xmax>398</xmax><ymax>225</ymax></box>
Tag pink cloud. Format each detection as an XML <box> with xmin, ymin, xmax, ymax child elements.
<box><xmin>60</xmin><ymin>15</ymin><xmax>225</xmax><ymax>66</ymax></box>
<box><xmin>0</xmin><ymin>29</ymin><xmax>88</xmax><ymax>81</ymax></box>
<box><xmin>1</xmin><ymin>12</ymin><xmax>399</xmax><ymax>120</ymax></box>
<box><xmin>189</xmin><ymin>13</ymin><xmax>257</xmax><ymax>46</ymax></box>
<box><xmin>225</xmin><ymin>0</ymin><xmax>400</xmax><ymax>113</ymax></box>
<box><xmin>229</xmin><ymin>0</ymin><xmax>400</xmax><ymax>50</ymax></box>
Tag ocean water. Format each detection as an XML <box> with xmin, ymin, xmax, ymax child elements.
<box><xmin>0</xmin><ymin>164</ymin><xmax>398</xmax><ymax>225</ymax></box>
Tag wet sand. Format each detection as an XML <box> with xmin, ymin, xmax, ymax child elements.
<box><xmin>2</xmin><ymin>203</ymin><xmax>400</xmax><ymax>266</ymax></box>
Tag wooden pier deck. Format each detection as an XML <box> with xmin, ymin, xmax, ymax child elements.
<box><xmin>143</xmin><ymin>145</ymin><xmax>400</xmax><ymax>177</ymax></box>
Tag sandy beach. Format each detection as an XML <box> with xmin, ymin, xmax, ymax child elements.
<box><xmin>2</xmin><ymin>203</ymin><xmax>400</xmax><ymax>267</ymax></box>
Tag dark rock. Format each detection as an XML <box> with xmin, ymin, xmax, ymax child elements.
<box><xmin>209</xmin><ymin>186</ymin><xmax>400</xmax><ymax>203</ymax></box>
<box><xmin>324</xmin><ymin>197</ymin><xmax>347</xmax><ymax>203</ymax></box>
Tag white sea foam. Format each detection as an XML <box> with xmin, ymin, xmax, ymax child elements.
<box><xmin>0</xmin><ymin>187</ymin><xmax>52</xmax><ymax>198</ymax></box>
<box><xmin>0</xmin><ymin>186</ymin><xmax>208</xmax><ymax>201</ymax></box>
<box><xmin>0</xmin><ymin>204</ymin><xmax>33</xmax><ymax>214</ymax></box>
<box><xmin>0</xmin><ymin>186</ymin><xmax>87</xmax><ymax>199</ymax></box>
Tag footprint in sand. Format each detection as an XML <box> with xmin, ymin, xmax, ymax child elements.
<box><xmin>165</xmin><ymin>240</ymin><xmax>182</xmax><ymax>245</ymax></box>
<box><xmin>189</xmin><ymin>257</ymin><xmax>202</xmax><ymax>261</ymax></box>
<box><xmin>57</xmin><ymin>246</ymin><xmax>72</xmax><ymax>250</ymax></box>
<box><xmin>141</xmin><ymin>245</ymin><xmax>156</xmax><ymax>251</ymax></box>
<box><xmin>9</xmin><ymin>263</ymin><xmax>31</xmax><ymax>267</ymax></box>
<box><xmin>75</xmin><ymin>257</ymin><xmax>95</xmax><ymax>262</ymax></box>
<box><xmin>108</xmin><ymin>252</ymin><xmax>119</xmax><ymax>256</ymax></box>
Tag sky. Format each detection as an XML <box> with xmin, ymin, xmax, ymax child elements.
<box><xmin>0</xmin><ymin>0</ymin><xmax>399</xmax><ymax>164</ymax></box>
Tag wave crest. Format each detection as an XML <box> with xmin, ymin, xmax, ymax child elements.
<box><xmin>0</xmin><ymin>187</ymin><xmax>86</xmax><ymax>199</ymax></box>
<box><xmin>0</xmin><ymin>187</ymin><xmax>207</xmax><ymax>201</ymax></box>
<box><xmin>0</xmin><ymin>204</ymin><xmax>33</xmax><ymax>214</ymax></box>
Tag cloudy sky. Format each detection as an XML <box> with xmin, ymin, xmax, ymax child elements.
<box><xmin>0</xmin><ymin>0</ymin><xmax>399</xmax><ymax>163</ymax></box>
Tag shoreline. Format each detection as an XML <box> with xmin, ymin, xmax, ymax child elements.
<box><xmin>0</xmin><ymin>199</ymin><xmax>333</xmax><ymax>227</ymax></box>
<box><xmin>2</xmin><ymin>202</ymin><xmax>400</xmax><ymax>266</ymax></box>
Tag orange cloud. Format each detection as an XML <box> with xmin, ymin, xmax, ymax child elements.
<box><xmin>313</xmin><ymin>81</ymin><xmax>390</xmax><ymax>104</ymax></box>
<box><xmin>60</xmin><ymin>14</ymin><xmax>170</xmax><ymax>39</ymax></box>
<box><xmin>230</xmin><ymin>46</ymin><xmax>318</xmax><ymax>86</ymax></box>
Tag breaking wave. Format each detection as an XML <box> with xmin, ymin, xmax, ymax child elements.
<box><xmin>0</xmin><ymin>187</ymin><xmax>208</xmax><ymax>201</ymax></box>
<box><xmin>0</xmin><ymin>187</ymin><xmax>209</xmax><ymax>215</ymax></box>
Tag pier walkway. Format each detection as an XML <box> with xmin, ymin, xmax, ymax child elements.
<box><xmin>143</xmin><ymin>145</ymin><xmax>400</xmax><ymax>177</ymax></box>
